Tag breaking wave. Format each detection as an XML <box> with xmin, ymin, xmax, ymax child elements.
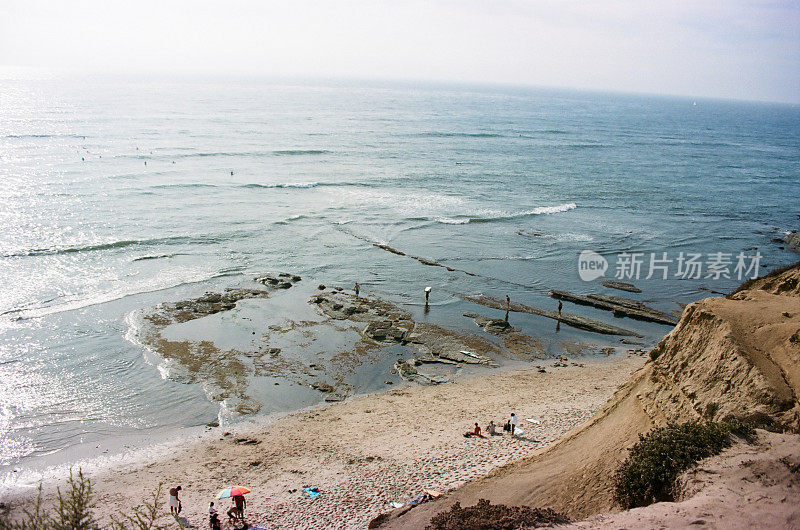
<box><xmin>412</xmin><ymin>132</ymin><xmax>504</xmax><ymax>138</ymax></box>
<box><xmin>242</xmin><ymin>182</ymin><xmax>321</xmax><ymax>189</ymax></box>
<box><xmin>5</xmin><ymin>133</ymin><xmax>86</xmax><ymax>139</ymax></box>
<box><xmin>240</xmin><ymin>181</ymin><xmax>372</xmax><ymax>189</ymax></box>
<box><xmin>433</xmin><ymin>203</ymin><xmax>577</xmax><ymax>225</ymax></box>
<box><xmin>4</xmin><ymin>233</ymin><xmax>241</xmax><ymax>258</ymax></box>
<box><xmin>149</xmin><ymin>149</ymin><xmax>330</xmax><ymax>159</ymax></box>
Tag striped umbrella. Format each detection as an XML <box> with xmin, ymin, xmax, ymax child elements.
<box><xmin>217</xmin><ymin>486</ymin><xmax>251</xmax><ymax>499</ymax></box>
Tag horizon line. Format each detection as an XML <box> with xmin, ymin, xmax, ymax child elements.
<box><xmin>1</xmin><ymin>63</ymin><xmax>799</xmax><ymax>107</ymax></box>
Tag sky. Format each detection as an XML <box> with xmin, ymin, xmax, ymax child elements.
<box><xmin>0</xmin><ymin>0</ymin><xmax>798</xmax><ymax>103</ymax></box>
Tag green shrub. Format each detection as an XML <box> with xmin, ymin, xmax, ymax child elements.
<box><xmin>613</xmin><ymin>420</ymin><xmax>755</xmax><ymax>509</ymax></box>
<box><xmin>426</xmin><ymin>499</ymin><xmax>570</xmax><ymax>530</ymax></box>
<box><xmin>50</xmin><ymin>469</ymin><xmax>97</xmax><ymax>530</ymax></box>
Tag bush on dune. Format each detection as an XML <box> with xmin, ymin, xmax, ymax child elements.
<box><xmin>613</xmin><ymin>420</ymin><xmax>755</xmax><ymax>509</ymax></box>
<box><xmin>426</xmin><ymin>499</ymin><xmax>570</xmax><ymax>530</ymax></box>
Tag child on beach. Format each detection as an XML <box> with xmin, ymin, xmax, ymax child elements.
<box><xmin>209</xmin><ymin>502</ymin><xmax>220</xmax><ymax>530</ymax></box>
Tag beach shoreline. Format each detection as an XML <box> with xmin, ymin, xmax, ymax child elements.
<box><xmin>1</xmin><ymin>352</ymin><xmax>646</xmax><ymax>529</ymax></box>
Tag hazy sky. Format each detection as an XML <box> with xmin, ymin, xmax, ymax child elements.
<box><xmin>1</xmin><ymin>1</ymin><xmax>798</xmax><ymax>103</ymax></box>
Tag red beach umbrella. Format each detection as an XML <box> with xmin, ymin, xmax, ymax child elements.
<box><xmin>217</xmin><ymin>485</ymin><xmax>251</xmax><ymax>499</ymax></box>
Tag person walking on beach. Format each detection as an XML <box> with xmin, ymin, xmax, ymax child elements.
<box><xmin>168</xmin><ymin>485</ymin><xmax>181</xmax><ymax>516</ymax></box>
<box><xmin>510</xmin><ymin>413</ymin><xmax>518</xmax><ymax>436</ymax></box>
<box><xmin>354</xmin><ymin>282</ymin><xmax>360</xmax><ymax>298</ymax></box>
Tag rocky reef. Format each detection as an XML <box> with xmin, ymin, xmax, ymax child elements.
<box><xmin>309</xmin><ymin>290</ymin><xmax>499</xmax><ymax>386</ymax></box>
<box><xmin>137</xmin><ymin>274</ymin><xmax>304</xmax><ymax>415</ymax></box>
<box><xmin>134</xmin><ymin>271</ymin><xmax>624</xmax><ymax>417</ymax></box>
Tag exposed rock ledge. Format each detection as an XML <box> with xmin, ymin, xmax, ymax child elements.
<box><xmin>309</xmin><ymin>290</ymin><xmax>499</xmax><ymax>386</ymax></box>
<box><xmin>459</xmin><ymin>294</ymin><xmax>642</xmax><ymax>337</ymax></box>
<box><xmin>549</xmin><ymin>290</ymin><xmax>678</xmax><ymax>326</ymax></box>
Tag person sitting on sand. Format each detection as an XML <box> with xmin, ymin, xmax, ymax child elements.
<box><xmin>486</xmin><ymin>420</ymin><xmax>498</xmax><ymax>435</ymax></box>
<box><xmin>168</xmin><ymin>485</ymin><xmax>181</xmax><ymax>516</ymax></box>
<box><xmin>227</xmin><ymin>494</ymin><xmax>246</xmax><ymax>523</ymax></box>
<box><xmin>464</xmin><ymin>422</ymin><xmax>483</xmax><ymax>438</ymax></box>
<box><xmin>209</xmin><ymin>503</ymin><xmax>220</xmax><ymax>530</ymax></box>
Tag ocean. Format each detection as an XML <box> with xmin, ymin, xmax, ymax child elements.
<box><xmin>1</xmin><ymin>72</ymin><xmax>798</xmax><ymax>483</ymax></box>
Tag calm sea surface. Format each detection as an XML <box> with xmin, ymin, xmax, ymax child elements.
<box><xmin>1</xmin><ymin>73</ymin><xmax>798</xmax><ymax>480</ymax></box>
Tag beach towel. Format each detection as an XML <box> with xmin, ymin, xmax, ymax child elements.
<box><xmin>303</xmin><ymin>487</ymin><xmax>321</xmax><ymax>500</ymax></box>
<box><xmin>526</xmin><ymin>418</ymin><xmax>541</xmax><ymax>424</ymax></box>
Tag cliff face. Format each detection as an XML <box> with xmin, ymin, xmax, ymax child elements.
<box><xmin>378</xmin><ymin>263</ymin><xmax>800</xmax><ymax>528</ymax></box>
<box><xmin>645</xmin><ymin>277</ymin><xmax>800</xmax><ymax>432</ymax></box>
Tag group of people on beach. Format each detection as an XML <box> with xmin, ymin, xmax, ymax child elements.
<box><xmin>464</xmin><ymin>412</ymin><xmax>519</xmax><ymax>438</ymax></box>
<box><xmin>168</xmin><ymin>486</ymin><xmax>248</xmax><ymax>530</ymax></box>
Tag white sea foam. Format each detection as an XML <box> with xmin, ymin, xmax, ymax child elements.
<box><xmin>434</xmin><ymin>202</ymin><xmax>577</xmax><ymax>224</ymax></box>
<box><xmin>522</xmin><ymin>202</ymin><xmax>577</xmax><ymax>216</ymax></box>
<box><xmin>436</xmin><ymin>217</ymin><xmax>471</xmax><ymax>225</ymax></box>
<box><xmin>8</xmin><ymin>268</ymin><xmax>227</xmax><ymax>320</ymax></box>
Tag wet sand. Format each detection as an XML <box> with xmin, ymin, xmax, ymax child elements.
<box><xmin>17</xmin><ymin>353</ymin><xmax>646</xmax><ymax>529</ymax></box>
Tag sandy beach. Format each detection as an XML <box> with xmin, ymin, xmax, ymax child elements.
<box><xmin>16</xmin><ymin>353</ymin><xmax>644</xmax><ymax>529</ymax></box>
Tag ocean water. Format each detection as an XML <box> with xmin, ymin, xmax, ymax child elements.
<box><xmin>1</xmin><ymin>72</ymin><xmax>799</xmax><ymax>481</ymax></box>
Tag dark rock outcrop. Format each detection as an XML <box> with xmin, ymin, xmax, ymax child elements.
<box><xmin>549</xmin><ymin>290</ymin><xmax>678</xmax><ymax>326</ymax></box>
<box><xmin>460</xmin><ymin>294</ymin><xmax>642</xmax><ymax>337</ymax></box>
<box><xmin>784</xmin><ymin>231</ymin><xmax>800</xmax><ymax>254</ymax></box>
<box><xmin>601</xmin><ymin>280</ymin><xmax>642</xmax><ymax>293</ymax></box>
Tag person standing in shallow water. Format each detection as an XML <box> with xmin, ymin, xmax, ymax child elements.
<box><xmin>558</xmin><ymin>300</ymin><xmax>563</xmax><ymax>314</ymax></box>
<box><xmin>354</xmin><ymin>282</ymin><xmax>360</xmax><ymax>298</ymax></box>
<box><xmin>506</xmin><ymin>294</ymin><xmax>510</xmax><ymax>310</ymax></box>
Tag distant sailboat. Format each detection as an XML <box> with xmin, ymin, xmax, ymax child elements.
<box><xmin>693</xmin><ymin>101</ymin><xmax>697</xmax><ymax>106</ymax></box>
